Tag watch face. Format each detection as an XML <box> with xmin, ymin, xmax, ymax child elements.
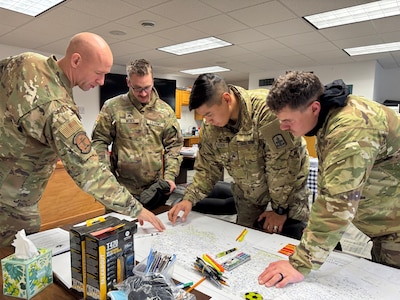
<box><xmin>275</xmin><ymin>206</ymin><xmax>288</xmax><ymax>215</ymax></box>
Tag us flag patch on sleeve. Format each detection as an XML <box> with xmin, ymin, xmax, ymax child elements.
<box><xmin>59</xmin><ymin>118</ymin><xmax>81</xmax><ymax>139</ymax></box>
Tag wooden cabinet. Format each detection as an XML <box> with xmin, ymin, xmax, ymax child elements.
<box><xmin>184</xmin><ymin>136</ymin><xmax>200</xmax><ymax>147</ymax></box>
<box><xmin>176</xmin><ymin>89</ymin><xmax>203</xmax><ymax>120</ymax></box>
<box><xmin>194</xmin><ymin>111</ymin><xmax>203</xmax><ymax>120</ymax></box>
<box><xmin>175</xmin><ymin>89</ymin><xmax>190</xmax><ymax>119</ymax></box>
<box><xmin>177</xmin><ymin>89</ymin><xmax>191</xmax><ymax>106</ymax></box>
<box><xmin>38</xmin><ymin>162</ymin><xmax>105</xmax><ymax>231</ymax></box>
<box><xmin>175</xmin><ymin>90</ymin><xmax>181</xmax><ymax>119</ymax></box>
<box><xmin>303</xmin><ymin>136</ymin><xmax>317</xmax><ymax>158</ymax></box>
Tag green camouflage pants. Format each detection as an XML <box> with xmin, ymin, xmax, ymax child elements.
<box><xmin>371</xmin><ymin>233</ymin><xmax>400</xmax><ymax>269</ymax></box>
<box><xmin>0</xmin><ymin>204</ymin><xmax>41</xmax><ymax>247</ymax></box>
<box><xmin>233</xmin><ymin>183</ymin><xmax>310</xmax><ymax>228</ymax></box>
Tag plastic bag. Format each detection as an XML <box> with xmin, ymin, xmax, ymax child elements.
<box><xmin>108</xmin><ymin>252</ymin><xmax>196</xmax><ymax>300</ymax></box>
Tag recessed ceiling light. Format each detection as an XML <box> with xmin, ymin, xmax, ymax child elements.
<box><xmin>344</xmin><ymin>41</ymin><xmax>400</xmax><ymax>56</ymax></box>
<box><xmin>141</xmin><ymin>20</ymin><xmax>156</xmax><ymax>28</ymax></box>
<box><xmin>158</xmin><ymin>37</ymin><xmax>232</xmax><ymax>55</ymax></box>
<box><xmin>180</xmin><ymin>66</ymin><xmax>231</xmax><ymax>75</ymax></box>
<box><xmin>0</xmin><ymin>0</ymin><xmax>64</xmax><ymax>17</ymax></box>
<box><xmin>109</xmin><ymin>30</ymin><xmax>127</xmax><ymax>36</ymax></box>
<box><xmin>304</xmin><ymin>0</ymin><xmax>400</xmax><ymax>29</ymax></box>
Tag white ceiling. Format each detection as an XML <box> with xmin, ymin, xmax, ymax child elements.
<box><xmin>1</xmin><ymin>0</ymin><xmax>400</xmax><ymax>86</ymax></box>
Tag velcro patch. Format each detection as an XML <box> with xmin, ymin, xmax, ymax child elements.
<box><xmin>73</xmin><ymin>131</ymin><xmax>91</xmax><ymax>154</ymax></box>
<box><xmin>260</xmin><ymin>119</ymin><xmax>294</xmax><ymax>152</ymax></box>
<box><xmin>59</xmin><ymin>118</ymin><xmax>81</xmax><ymax>139</ymax></box>
<box><xmin>272</xmin><ymin>133</ymin><xmax>287</xmax><ymax>149</ymax></box>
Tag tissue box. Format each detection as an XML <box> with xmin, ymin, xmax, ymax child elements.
<box><xmin>1</xmin><ymin>248</ymin><xmax>53</xmax><ymax>299</ymax></box>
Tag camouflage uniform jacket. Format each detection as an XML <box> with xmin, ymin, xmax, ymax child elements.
<box><xmin>184</xmin><ymin>85</ymin><xmax>310</xmax><ymax>220</ymax></box>
<box><xmin>91</xmin><ymin>89</ymin><xmax>183</xmax><ymax>197</ymax></box>
<box><xmin>290</xmin><ymin>95</ymin><xmax>400</xmax><ymax>276</ymax></box>
<box><xmin>0</xmin><ymin>53</ymin><xmax>143</xmax><ymax>225</ymax></box>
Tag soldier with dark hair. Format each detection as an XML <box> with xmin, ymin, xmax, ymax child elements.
<box><xmin>0</xmin><ymin>33</ymin><xmax>165</xmax><ymax>247</ymax></box>
<box><xmin>168</xmin><ymin>73</ymin><xmax>310</xmax><ymax>240</ymax></box>
<box><xmin>259</xmin><ymin>71</ymin><xmax>400</xmax><ymax>288</ymax></box>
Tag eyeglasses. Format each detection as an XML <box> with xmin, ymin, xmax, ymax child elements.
<box><xmin>131</xmin><ymin>85</ymin><xmax>153</xmax><ymax>94</ymax></box>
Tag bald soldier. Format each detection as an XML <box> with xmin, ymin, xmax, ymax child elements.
<box><xmin>168</xmin><ymin>73</ymin><xmax>310</xmax><ymax>240</ymax></box>
<box><xmin>0</xmin><ymin>32</ymin><xmax>164</xmax><ymax>247</ymax></box>
<box><xmin>258</xmin><ymin>71</ymin><xmax>400</xmax><ymax>288</ymax></box>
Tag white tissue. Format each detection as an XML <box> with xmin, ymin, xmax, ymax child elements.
<box><xmin>11</xmin><ymin>229</ymin><xmax>39</xmax><ymax>259</ymax></box>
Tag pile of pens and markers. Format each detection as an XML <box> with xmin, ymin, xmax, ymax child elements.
<box><xmin>144</xmin><ymin>248</ymin><xmax>176</xmax><ymax>274</ymax></box>
<box><xmin>191</xmin><ymin>254</ymin><xmax>228</xmax><ymax>290</ymax></box>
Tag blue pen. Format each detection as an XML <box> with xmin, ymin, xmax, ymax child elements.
<box><xmin>145</xmin><ymin>248</ymin><xmax>154</xmax><ymax>273</ymax></box>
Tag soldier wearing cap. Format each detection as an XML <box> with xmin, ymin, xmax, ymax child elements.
<box><xmin>168</xmin><ymin>73</ymin><xmax>310</xmax><ymax>240</ymax></box>
<box><xmin>0</xmin><ymin>32</ymin><xmax>165</xmax><ymax>247</ymax></box>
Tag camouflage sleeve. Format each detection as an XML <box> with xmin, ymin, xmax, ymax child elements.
<box><xmin>43</xmin><ymin>102</ymin><xmax>143</xmax><ymax>218</ymax></box>
<box><xmin>162</xmin><ymin>116</ymin><xmax>184</xmax><ymax>181</ymax></box>
<box><xmin>91</xmin><ymin>101</ymin><xmax>116</xmax><ymax>168</ymax></box>
<box><xmin>289</xmin><ymin>128</ymin><xmax>377</xmax><ymax>275</ymax></box>
<box><xmin>183</xmin><ymin>124</ymin><xmax>224</xmax><ymax>205</ymax></box>
<box><xmin>260</xmin><ymin>119</ymin><xmax>310</xmax><ymax>210</ymax></box>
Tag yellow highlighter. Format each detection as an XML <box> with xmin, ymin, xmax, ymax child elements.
<box><xmin>236</xmin><ymin>228</ymin><xmax>248</xmax><ymax>242</ymax></box>
<box><xmin>202</xmin><ymin>254</ymin><xmax>224</xmax><ymax>273</ymax></box>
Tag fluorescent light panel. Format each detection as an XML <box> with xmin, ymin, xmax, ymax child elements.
<box><xmin>158</xmin><ymin>37</ymin><xmax>232</xmax><ymax>55</ymax></box>
<box><xmin>0</xmin><ymin>0</ymin><xmax>64</xmax><ymax>17</ymax></box>
<box><xmin>344</xmin><ymin>41</ymin><xmax>400</xmax><ymax>56</ymax></box>
<box><xmin>180</xmin><ymin>66</ymin><xmax>231</xmax><ymax>75</ymax></box>
<box><xmin>304</xmin><ymin>0</ymin><xmax>400</xmax><ymax>29</ymax></box>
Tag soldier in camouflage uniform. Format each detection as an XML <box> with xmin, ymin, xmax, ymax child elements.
<box><xmin>91</xmin><ymin>59</ymin><xmax>183</xmax><ymax>209</ymax></box>
<box><xmin>0</xmin><ymin>32</ymin><xmax>165</xmax><ymax>247</ymax></box>
<box><xmin>259</xmin><ymin>71</ymin><xmax>400</xmax><ymax>288</ymax></box>
<box><xmin>168</xmin><ymin>73</ymin><xmax>310</xmax><ymax>240</ymax></box>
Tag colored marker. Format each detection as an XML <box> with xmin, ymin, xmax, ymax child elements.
<box><xmin>202</xmin><ymin>254</ymin><xmax>225</xmax><ymax>273</ymax></box>
<box><xmin>186</xmin><ymin>277</ymin><xmax>206</xmax><ymax>293</ymax></box>
<box><xmin>176</xmin><ymin>282</ymin><xmax>194</xmax><ymax>289</ymax></box>
<box><xmin>216</xmin><ymin>247</ymin><xmax>238</xmax><ymax>258</ymax></box>
<box><xmin>235</xmin><ymin>229</ymin><xmax>246</xmax><ymax>241</ymax></box>
<box><xmin>238</xmin><ymin>229</ymin><xmax>248</xmax><ymax>242</ymax></box>
<box><xmin>236</xmin><ymin>228</ymin><xmax>248</xmax><ymax>242</ymax></box>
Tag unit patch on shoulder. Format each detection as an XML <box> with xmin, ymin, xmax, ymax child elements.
<box><xmin>272</xmin><ymin>133</ymin><xmax>287</xmax><ymax>149</ymax></box>
<box><xmin>259</xmin><ymin>119</ymin><xmax>294</xmax><ymax>152</ymax></box>
<box><xmin>73</xmin><ymin>131</ymin><xmax>91</xmax><ymax>154</ymax></box>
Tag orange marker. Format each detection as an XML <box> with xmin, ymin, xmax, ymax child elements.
<box><xmin>186</xmin><ymin>277</ymin><xmax>206</xmax><ymax>293</ymax></box>
<box><xmin>236</xmin><ymin>229</ymin><xmax>248</xmax><ymax>242</ymax></box>
<box><xmin>203</xmin><ymin>254</ymin><xmax>224</xmax><ymax>273</ymax></box>
<box><xmin>235</xmin><ymin>229</ymin><xmax>246</xmax><ymax>241</ymax></box>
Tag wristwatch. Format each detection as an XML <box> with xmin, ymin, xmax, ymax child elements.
<box><xmin>273</xmin><ymin>206</ymin><xmax>289</xmax><ymax>215</ymax></box>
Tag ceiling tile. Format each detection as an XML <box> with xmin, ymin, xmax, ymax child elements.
<box><xmin>228</xmin><ymin>1</ymin><xmax>296</xmax><ymax>27</ymax></box>
<box><xmin>148</xmin><ymin>0</ymin><xmax>220</xmax><ymax>24</ymax></box>
<box><xmin>65</xmin><ymin>0</ymin><xmax>141</xmax><ymax>20</ymax></box>
<box><xmin>0</xmin><ymin>0</ymin><xmax>398</xmax><ymax>84</ymax></box>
